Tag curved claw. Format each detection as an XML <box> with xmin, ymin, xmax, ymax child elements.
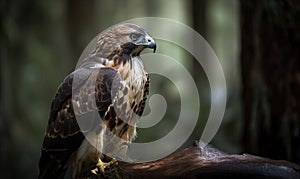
<box><xmin>91</xmin><ymin>158</ymin><xmax>118</xmax><ymax>175</ymax></box>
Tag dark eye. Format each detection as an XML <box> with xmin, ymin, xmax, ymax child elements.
<box><xmin>130</xmin><ymin>33</ymin><xmax>140</xmax><ymax>41</ymax></box>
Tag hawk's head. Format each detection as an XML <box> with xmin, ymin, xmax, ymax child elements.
<box><xmin>96</xmin><ymin>23</ymin><xmax>156</xmax><ymax>58</ymax></box>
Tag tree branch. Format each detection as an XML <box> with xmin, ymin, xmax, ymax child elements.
<box><xmin>84</xmin><ymin>143</ymin><xmax>300</xmax><ymax>179</ymax></box>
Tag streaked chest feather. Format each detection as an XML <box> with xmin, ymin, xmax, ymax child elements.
<box><xmin>104</xmin><ymin>56</ymin><xmax>148</xmax><ymax>140</ymax></box>
<box><xmin>118</xmin><ymin>56</ymin><xmax>147</xmax><ymax>93</ymax></box>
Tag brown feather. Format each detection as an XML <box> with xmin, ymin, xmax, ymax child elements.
<box><xmin>39</xmin><ymin>23</ymin><xmax>152</xmax><ymax>178</ymax></box>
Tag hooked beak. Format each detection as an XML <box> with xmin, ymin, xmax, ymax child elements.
<box><xmin>135</xmin><ymin>34</ymin><xmax>157</xmax><ymax>53</ymax></box>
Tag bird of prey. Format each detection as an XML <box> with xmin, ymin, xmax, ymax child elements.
<box><xmin>39</xmin><ymin>23</ymin><xmax>156</xmax><ymax>179</ymax></box>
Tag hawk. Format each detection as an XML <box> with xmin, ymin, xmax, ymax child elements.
<box><xmin>39</xmin><ymin>23</ymin><xmax>156</xmax><ymax>179</ymax></box>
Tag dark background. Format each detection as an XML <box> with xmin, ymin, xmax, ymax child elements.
<box><xmin>1</xmin><ymin>0</ymin><xmax>299</xmax><ymax>178</ymax></box>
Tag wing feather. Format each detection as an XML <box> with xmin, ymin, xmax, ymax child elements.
<box><xmin>39</xmin><ymin>67</ymin><xmax>121</xmax><ymax>179</ymax></box>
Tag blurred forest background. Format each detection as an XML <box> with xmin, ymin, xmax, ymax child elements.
<box><xmin>1</xmin><ymin>0</ymin><xmax>299</xmax><ymax>178</ymax></box>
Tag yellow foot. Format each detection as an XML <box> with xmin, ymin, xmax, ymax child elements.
<box><xmin>91</xmin><ymin>158</ymin><xmax>118</xmax><ymax>175</ymax></box>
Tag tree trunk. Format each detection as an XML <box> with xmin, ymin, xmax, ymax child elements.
<box><xmin>241</xmin><ymin>0</ymin><xmax>300</xmax><ymax>162</ymax></box>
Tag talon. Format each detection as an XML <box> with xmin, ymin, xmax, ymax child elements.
<box><xmin>96</xmin><ymin>159</ymin><xmax>106</xmax><ymax>173</ymax></box>
<box><xmin>90</xmin><ymin>158</ymin><xmax>118</xmax><ymax>175</ymax></box>
<box><xmin>108</xmin><ymin>158</ymin><xmax>118</xmax><ymax>166</ymax></box>
<box><xmin>91</xmin><ymin>168</ymin><xmax>98</xmax><ymax>175</ymax></box>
